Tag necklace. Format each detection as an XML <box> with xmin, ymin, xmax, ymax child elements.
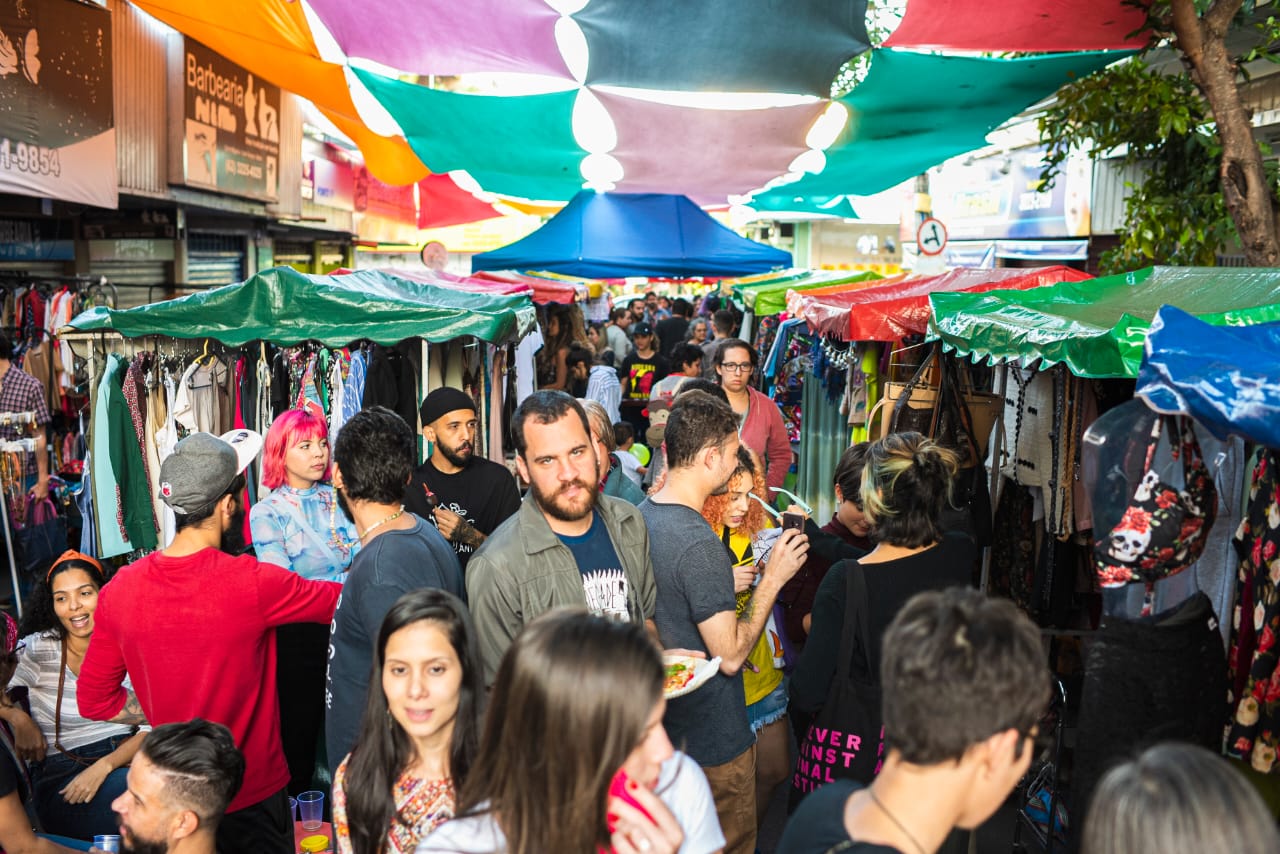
<box><xmin>358</xmin><ymin>505</ymin><xmax>405</xmax><ymax>541</ymax></box>
<box><xmin>868</xmin><ymin>788</ymin><xmax>927</xmax><ymax>854</ymax></box>
<box><xmin>327</xmin><ymin>491</ymin><xmax>359</xmax><ymax>551</ymax></box>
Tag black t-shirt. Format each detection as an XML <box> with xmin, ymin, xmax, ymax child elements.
<box><xmin>557</xmin><ymin>512</ymin><xmax>630</xmax><ymax>620</ymax></box>
<box><xmin>777</xmin><ymin>780</ymin><xmax>901</xmax><ymax>854</ymax></box>
<box><xmin>404</xmin><ymin>456</ymin><xmax>522</xmax><ymax>568</ymax></box>
<box><xmin>655</xmin><ymin>317</ymin><xmax>690</xmax><ymax>357</ymax></box>
<box><xmin>619</xmin><ymin>351</ymin><xmax>670</xmax><ymax>400</ymax></box>
<box><xmin>790</xmin><ymin>533</ymin><xmax>976</xmax><ymax>715</ymax></box>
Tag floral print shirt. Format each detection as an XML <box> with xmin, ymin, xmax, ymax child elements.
<box><xmin>333</xmin><ymin>755</ymin><xmax>455</xmax><ymax>854</ymax></box>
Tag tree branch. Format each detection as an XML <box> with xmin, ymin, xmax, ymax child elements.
<box><xmin>1204</xmin><ymin>0</ymin><xmax>1244</xmax><ymax>36</ymax></box>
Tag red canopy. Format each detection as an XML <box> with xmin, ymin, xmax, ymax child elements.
<box><xmin>798</xmin><ymin>266</ymin><xmax>1092</xmax><ymax>342</ymax></box>
<box><xmin>883</xmin><ymin>0</ymin><xmax>1149</xmax><ymax>52</ymax></box>
<box><xmin>470</xmin><ymin>271</ymin><xmax>585</xmax><ymax>305</ymax></box>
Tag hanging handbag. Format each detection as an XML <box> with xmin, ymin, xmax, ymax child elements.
<box><xmin>16</xmin><ymin>495</ymin><xmax>67</xmax><ymax>577</ymax></box>
<box><xmin>791</xmin><ymin>562</ymin><xmax>884</xmax><ymax>804</ymax></box>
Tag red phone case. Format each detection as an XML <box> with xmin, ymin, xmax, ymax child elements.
<box><xmin>606</xmin><ymin>769</ymin><xmax>655</xmax><ymax>833</ymax></box>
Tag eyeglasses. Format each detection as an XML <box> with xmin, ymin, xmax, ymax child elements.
<box><xmin>720</xmin><ymin>363</ymin><xmax>753</xmax><ymax>373</ymax></box>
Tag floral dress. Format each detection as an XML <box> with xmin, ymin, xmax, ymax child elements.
<box><xmin>332</xmin><ymin>755</ymin><xmax>455</xmax><ymax>854</ymax></box>
<box><xmin>1226</xmin><ymin>449</ymin><xmax>1280</xmax><ymax>773</ymax></box>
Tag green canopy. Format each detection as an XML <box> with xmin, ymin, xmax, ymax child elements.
<box><xmin>734</xmin><ymin>270</ymin><xmax>882</xmax><ymax>315</ymax></box>
<box><xmin>928</xmin><ymin>266</ymin><xmax>1280</xmax><ymax>378</ymax></box>
<box><xmin>67</xmin><ymin>267</ymin><xmax>536</xmax><ymax>347</ymax></box>
<box><xmin>781</xmin><ymin>48</ymin><xmax>1130</xmax><ymax>199</ymax></box>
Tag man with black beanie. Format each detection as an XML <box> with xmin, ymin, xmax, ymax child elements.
<box><xmin>403</xmin><ymin>386</ymin><xmax>521</xmax><ymax>570</ymax></box>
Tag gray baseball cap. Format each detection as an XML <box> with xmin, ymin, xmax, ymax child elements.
<box><xmin>159</xmin><ymin>429</ymin><xmax>263</xmax><ymax>514</ymax></box>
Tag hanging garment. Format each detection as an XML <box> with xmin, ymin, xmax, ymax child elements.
<box><xmin>121</xmin><ymin>354</ymin><xmax>158</xmax><ymax>540</ymax></box>
<box><xmin>170</xmin><ymin>360</ymin><xmax>202</xmax><ymax>434</ymax></box>
<box><xmin>1075</xmin><ymin>592</ymin><xmax>1225</xmax><ymax>812</ymax></box>
<box><xmin>327</xmin><ymin>351</ymin><xmax>349</xmax><ymax>443</ymax></box>
<box><xmin>155</xmin><ymin>371</ymin><xmax>179</xmax><ymax>547</ymax></box>
<box><xmin>90</xmin><ymin>356</ymin><xmax>134</xmax><ymax>558</ymax></box>
<box><xmin>513</xmin><ymin>328</ymin><xmax>543</xmax><ymax>406</ymax></box>
<box><xmin>1226</xmin><ymin>449</ymin><xmax>1280</xmax><ymax>774</ymax></box>
<box><xmin>144</xmin><ymin>367</ymin><xmax>168</xmax><ymax>547</ymax></box>
<box><xmin>988</xmin><ymin>478</ymin><xmax>1038</xmax><ymax>617</ymax></box>
<box><xmin>340</xmin><ymin>348</ymin><xmax>366</xmax><ymax>430</ymax></box>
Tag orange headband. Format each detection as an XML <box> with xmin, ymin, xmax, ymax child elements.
<box><xmin>47</xmin><ymin>549</ymin><xmax>105</xmax><ymax>583</ymax></box>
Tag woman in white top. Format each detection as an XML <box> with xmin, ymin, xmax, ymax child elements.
<box><xmin>417</xmin><ymin>610</ymin><xmax>724</xmax><ymax>854</ymax></box>
<box><xmin>0</xmin><ymin>550</ymin><xmax>148</xmax><ymax>839</ymax></box>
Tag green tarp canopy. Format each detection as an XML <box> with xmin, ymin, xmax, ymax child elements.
<box><xmin>733</xmin><ymin>270</ymin><xmax>882</xmax><ymax>316</ymax></box>
<box><xmin>66</xmin><ymin>267</ymin><xmax>536</xmax><ymax>347</ymax></box>
<box><xmin>928</xmin><ymin>266</ymin><xmax>1280</xmax><ymax>378</ymax></box>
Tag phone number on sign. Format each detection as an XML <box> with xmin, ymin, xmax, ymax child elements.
<box><xmin>0</xmin><ymin>140</ymin><xmax>61</xmax><ymax>177</ymax></box>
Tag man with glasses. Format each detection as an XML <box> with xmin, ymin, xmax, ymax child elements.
<box><xmin>81</xmin><ymin>431</ymin><xmax>343</xmax><ymax>854</ymax></box>
<box><xmin>714</xmin><ymin>338</ymin><xmax>791</xmax><ymax>489</ymax></box>
<box><xmin>779</xmin><ymin>588</ymin><xmax>1050</xmax><ymax>853</ymax></box>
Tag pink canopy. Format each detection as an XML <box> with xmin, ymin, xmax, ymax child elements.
<box><xmin>797</xmin><ymin>266</ymin><xmax>1092</xmax><ymax>341</ymax></box>
<box><xmin>470</xmin><ymin>271</ymin><xmax>587</xmax><ymax>305</ymax></box>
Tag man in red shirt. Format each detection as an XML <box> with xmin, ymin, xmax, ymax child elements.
<box><xmin>80</xmin><ymin>431</ymin><xmax>342</xmax><ymax>854</ymax></box>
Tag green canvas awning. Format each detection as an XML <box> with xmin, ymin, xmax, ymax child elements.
<box><xmin>928</xmin><ymin>266</ymin><xmax>1280</xmax><ymax>378</ymax></box>
<box><xmin>733</xmin><ymin>270</ymin><xmax>881</xmax><ymax>315</ymax></box>
<box><xmin>66</xmin><ymin>267</ymin><xmax>536</xmax><ymax>347</ymax></box>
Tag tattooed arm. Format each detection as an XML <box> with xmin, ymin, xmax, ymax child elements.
<box><xmin>106</xmin><ymin>690</ymin><xmax>148</xmax><ymax>726</ymax></box>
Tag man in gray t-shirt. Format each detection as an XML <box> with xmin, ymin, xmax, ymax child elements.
<box><xmin>640</xmin><ymin>390</ymin><xmax>807</xmax><ymax>854</ymax></box>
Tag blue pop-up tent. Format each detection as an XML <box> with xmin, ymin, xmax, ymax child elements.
<box><xmin>472</xmin><ymin>191</ymin><xmax>792</xmax><ymax>278</ymax></box>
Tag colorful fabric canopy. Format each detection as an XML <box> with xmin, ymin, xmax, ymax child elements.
<box><xmin>929</xmin><ymin>266</ymin><xmax>1280</xmax><ymax>379</ymax></box>
<box><xmin>884</xmin><ymin>0</ymin><xmax>1150</xmax><ymax>51</ymax></box>
<box><xmin>417</xmin><ymin>175</ymin><xmax>503</xmax><ymax>228</ymax></box>
<box><xmin>127</xmin><ymin>1</ymin><xmax>1134</xmax><ymax>206</ymax></box>
<box><xmin>777</xmin><ymin>49</ymin><xmax>1131</xmax><ymax>199</ymax></box>
<box><xmin>66</xmin><ymin>267</ymin><xmax>535</xmax><ymax>346</ymax></box>
<box><xmin>472</xmin><ymin>192</ymin><xmax>792</xmax><ymax>279</ymax></box>
<box><xmin>1137</xmin><ymin>306</ymin><xmax>1280</xmax><ymax>447</ymax></box>
<box><xmin>305</xmin><ymin>0</ymin><xmax>569</xmax><ymax>78</ymax></box>
<box><xmin>799</xmin><ymin>266</ymin><xmax>1090</xmax><ymax>341</ymax></box>
<box><xmin>575</xmin><ymin>0</ymin><xmax>869</xmax><ymax>96</ymax></box>
<box><xmin>733</xmin><ymin>271</ymin><xmax>882</xmax><ymax>316</ymax></box>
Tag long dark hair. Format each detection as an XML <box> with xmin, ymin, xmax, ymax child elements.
<box><xmin>455</xmin><ymin>609</ymin><xmax>664</xmax><ymax>853</ymax></box>
<box><xmin>20</xmin><ymin>555</ymin><xmax>109</xmax><ymax>639</ymax></box>
<box><xmin>344</xmin><ymin>589</ymin><xmax>481</xmax><ymax>854</ymax></box>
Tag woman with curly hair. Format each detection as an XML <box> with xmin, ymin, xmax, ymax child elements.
<box><xmin>700</xmin><ymin>445</ymin><xmax>790</xmax><ymax>829</ymax></box>
<box><xmin>0</xmin><ymin>551</ymin><xmax>148</xmax><ymax>839</ymax></box>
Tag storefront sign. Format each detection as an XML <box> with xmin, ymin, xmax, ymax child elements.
<box><xmin>0</xmin><ymin>0</ymin><xmax>117</xmax><ymax>209</ymax></box>
<box><xmin>83</xmin><ymin>209</ymin><xmax>177</xmax><ymax>240</ymax></box>
<box><xmin>0</xmin><ymin>219</ymin><xmax>73</xmax><ymax>261</ymax></box>
<box><xmin>173</xmin><ymin>37</ymin><xmax>280</xmax><ymax>201</ymax></box>
<box><xmin>905</xmin><ymin>148</ymin><xmax>1092</xmax><ymax>242</ymax></box>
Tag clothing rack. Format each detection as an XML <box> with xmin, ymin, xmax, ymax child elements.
<box><xmin>0</xmin><ymin>413</ymin><xmax>39</xmax><ymax>619</ymax></box>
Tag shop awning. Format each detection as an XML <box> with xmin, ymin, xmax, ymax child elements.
<box><xmin>929</xmin><ymin>266</ymin><xmax>1280</xmax><ymax>378</ymax></box>
<box><xmin>799</xmin><ymin>266</ymin><xmax>1089</xmax><ymax>341</ymax></box>
<box><xmin>66</xmin><ymin>267</ymin><xmax>536</xmax><ymax>347</ymax></box>
<box><xmin>1137</xmin><ymin>305</ymin><xmax>1280</xmax><ymax>448</ymax></box>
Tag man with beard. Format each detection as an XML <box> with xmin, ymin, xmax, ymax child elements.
<box><xmin>466</xmin><ymin>391</ymin><xmax>656</xmax><ymax>685</ymax></box>
<box><xmin>80</xmin><ymin>432</ymin><xmax>342</xmax><ymax>854</ymax></box>
<box><xmin>404</xmin><ymin>387</ymin><xmax>520</xmax><ymax>571</ymax></box>
<box><xmin>324</xmin><ymin>406</ymin><xmax>463</xmax><ymax>778</ymax></box>
<box><xmin>640</xmin><ymin>391</ymin><xmax>809</xmax><ymax>854</ymax></box>
<box><xmin>111</xmin><ymin>719</ymin><xmax>245</xmax><ymax>854</ymax></box>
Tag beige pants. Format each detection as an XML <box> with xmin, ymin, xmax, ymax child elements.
<box><xmin>701</xmin><ymin>743</ymin><xmax>758</xmax><ymax>854</ymax></box>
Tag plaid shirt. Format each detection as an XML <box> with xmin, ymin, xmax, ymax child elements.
<box><xmin>0</xmin><ymin>367</ymin><xmax>50</xmax><ymax>473</ymax></box>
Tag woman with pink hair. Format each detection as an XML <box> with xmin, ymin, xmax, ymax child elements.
<box><xmin>250</xmin><ymin>406</ymin><xmax>360</xmax><ymax>795</ymax></box>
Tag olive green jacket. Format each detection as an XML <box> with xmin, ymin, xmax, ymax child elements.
<box><xmin>466</xmin><ymin>493</ymin><xmax>656</xmax><ymax>684</ymax></box>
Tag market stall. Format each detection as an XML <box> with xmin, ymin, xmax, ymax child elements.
<box><xmin>62</xmin><ymin>266</ymin><xmax>535</xmax><ymax>567</ymax></box>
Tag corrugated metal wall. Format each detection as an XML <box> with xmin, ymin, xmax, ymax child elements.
<box><xmin>1090</xmin><ymin>158</ymin><xmax>1147</xmax><ymax>235</ymax></box>
<box><xmin>111</xmin><ymin>0</ymin><xmax>168</xmax><ymax>197</ymax></box>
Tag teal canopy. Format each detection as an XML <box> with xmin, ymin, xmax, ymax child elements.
<box><xmin>67</xmin><ymin>267</ymin><xmax>536</xmax><ymax>347</ymax></box>
<box><xmin>929</xmin><ymin>266</ymin><xmax>1280</xmax><ymax>378</ymax></box>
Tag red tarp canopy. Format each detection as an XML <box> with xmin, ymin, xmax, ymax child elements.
<box><xmin>470</xmin><ymin>271</ymin><xmax>585</xmax><ymax>305</ymax></box>
<box><xmin>883</xmin><ymin>0</ymin><xmax>1149</xmax><ymax>52</ymax></box>
<box><xmin>798</xmin><ymin>266</ymin><xmax>1092</xmax><ymax>342</ymax></box>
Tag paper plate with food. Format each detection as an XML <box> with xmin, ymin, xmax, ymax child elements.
<box><xmin>663</xmin><ymin>654</ymin><xmax>720</xmax><ymax>699</ymax></box>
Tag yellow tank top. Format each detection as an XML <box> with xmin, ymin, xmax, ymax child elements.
<box><xmin>724</xmin><ymin>527</ymin><xmax>785</xmax><ymax>706</ymax></box>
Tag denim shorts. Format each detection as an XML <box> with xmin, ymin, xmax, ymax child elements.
<box><xmin>747</xmin><ymin>679</ymin><xmax>788</xmax><ymax>734</ymax></box>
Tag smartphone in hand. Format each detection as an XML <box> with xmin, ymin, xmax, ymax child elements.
<box><xmin>781</xmin><ymin>512</ymin><xmax>805</xmax><ymax>532</ymax></box>
<box><xmin>606</xmin><ymin>769</ymin><xmax>655</xmax><ymax>832</ymax></box>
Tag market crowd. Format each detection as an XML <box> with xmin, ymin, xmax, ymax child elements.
<box><xmin>0</xmin><ymin>303</ymin><xmax>1273</xmax><ymax>854</ymax></box>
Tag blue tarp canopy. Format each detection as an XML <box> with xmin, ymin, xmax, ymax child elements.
<box><xmin>1137</xmin><ymin>305</ymin><xmax>1280</xmax><ymax>448</ymax></box>
<box><xmin>472</xmin><ymin>191</ymin><xmax>792</xmax><ymax>278</ymax></box>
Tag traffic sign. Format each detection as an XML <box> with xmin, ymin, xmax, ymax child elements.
<box><xmin>916</xmin><ymin>217</ymin><xmax>948</xmax><ymax>256</ymax></box>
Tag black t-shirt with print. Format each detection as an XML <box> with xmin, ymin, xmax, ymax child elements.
<box><xmin>404</xmin><ymin>456</ymin><xmax>521</xmax><ymax>569</ymax></box>
<box><xmin>619</xmin><ymin>351</ymin><xmax>670</xmax><ymax>400</ymax></box>
<box><xmin>557</xmin><ymin>511</ymin><xmax>630</xmax><ymax>620</ymax></box>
